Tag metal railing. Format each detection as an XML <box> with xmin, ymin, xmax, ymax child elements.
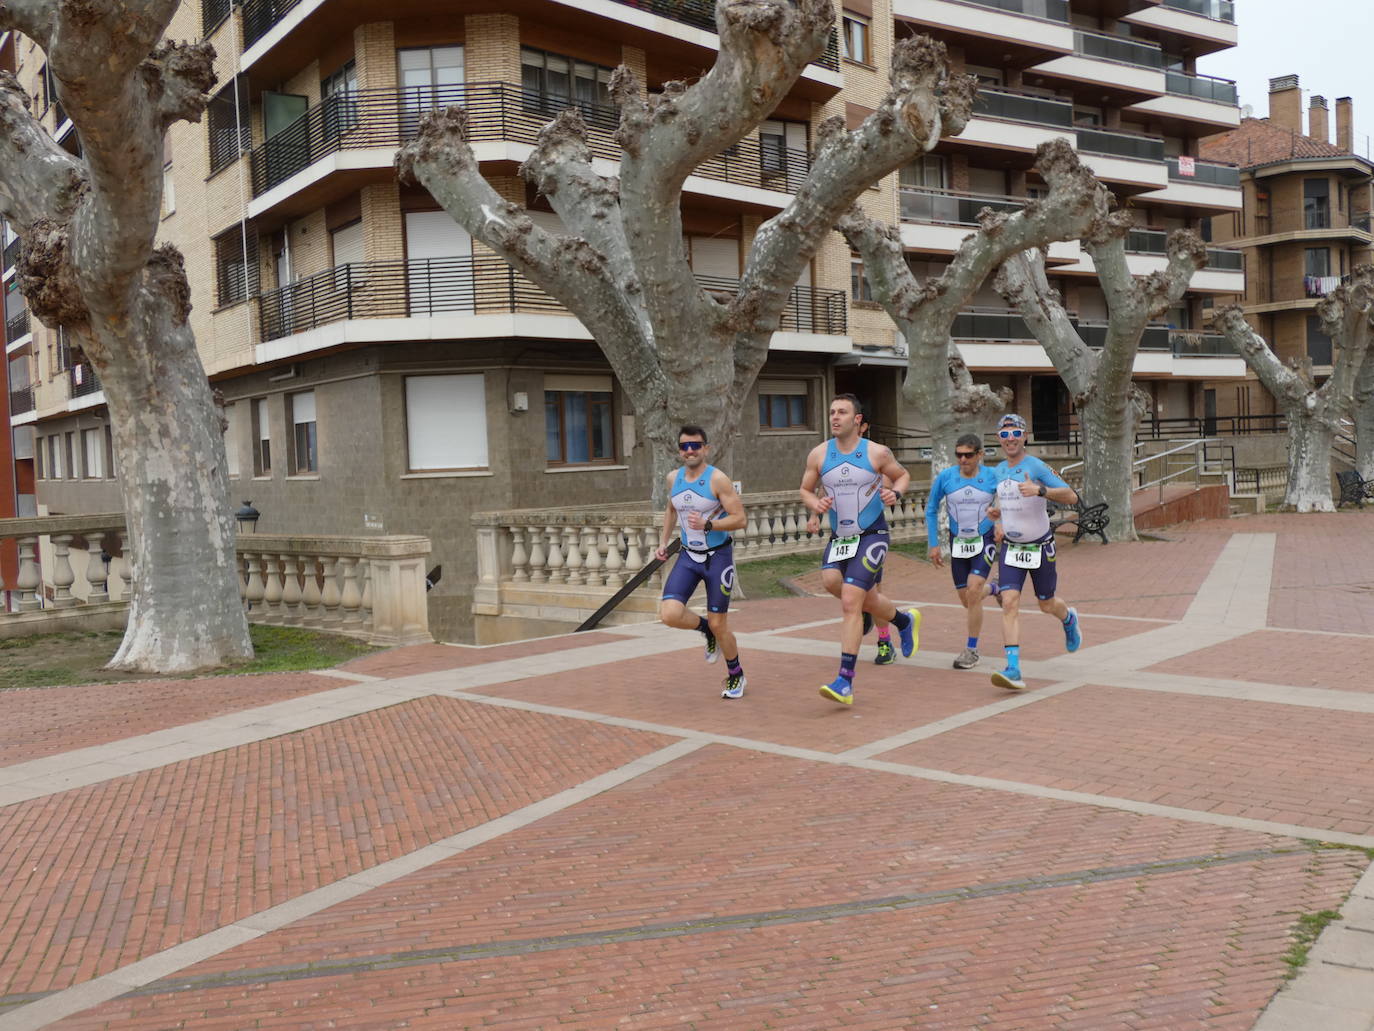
<box><xmin>1076</xmin><ymin>127</ymin><xmax>1165</xmax><ymax>162</ymax></box>
<box><xmin>5</xmin><ymin>307</ymin><xmax>30</xmax><ymax>343</ymax></box>
<box><xmin>201</xmin><ymin>0</ymin><xmax>232</xmax><ymax>34</ymax></box>
<box><xmin>1166</xmin><ymin>157</ymin><xmax>1240</xmax><ymax>187</ymax></box>
<box><xmin>1140</xmin><ymin>413</ymin><xmax>1286</xmax><ymax>438</ymax></box>
<box><xmin>973</xmin><ymin>87</ymin><xmax>1074</xmax><ymax>128</ymax></box>
<box><xmin>2</xmin><ymin>235</ymin><xmax>19</xmax><ymax>274</ymax></box>
<box><xmin>1168</xmin><ymin>330</ymin><xmax>1234</xmax><ymax>356</ymax></box>
<box><xmin>1165</xmin><ymin>70</ymin><xmax>1237</xmax><ymax>105</ymax></box>
<box><xmin>249</xmin><ymin>82</ymin><xmax>811</xmax><ymax>199</ymax></box>
<box><xmin>1160</xmin><ymin>0</ymin><xmax>1235</xmax><ymax>22</ymax></box>
<box><xmin>258</xmin><ymin>257</ymin><xmax>847</xmax><ymax>342</ymax></box>
<box><xmin>8</xmin><ymin>384</ymin><xmax>33</xmax><ymax>415</ymax></box>
<box><xmin>948</xmin><ymin>308</ymin><xmax>1167</xmax><ymax>350</ymax></box>
<box><xmin>1134</xmin><ymin>437</ymin><xmax>1214</xmax><ymax>503</ymax></box>
<box><xmin>961</xmin><ymin>0</ymin><xmax>1070</xmax><ymax>20</ymax></box>
<box><xmin>69</xmin><ymin>361</ymin><xmax>101</xmax><ymax>398</ymax></box>
<box><xmin>1124</xmin><ymin>228</ymin><xmax>1244</xmax><ymax>270</ymax></box>
<box><xmin>1073</xmin><ymin>29</ymin><xmax>1163</xmax><ymax>68</ymax></box>
<box><xmin>899</xmin><ymin>186</ymin><xmax>1025</xmax><ymax>225</ymax></box>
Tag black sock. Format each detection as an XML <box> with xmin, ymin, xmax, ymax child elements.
<box><xmin>697</xmin><ymin>616</ymin><xmax>713</xmax><ymax>639</ymax></box>
<box><xmin>891</xmin><ymin>609</ymin><xmax>912</xmax><ymax>631</ymax></box>
<box><xmin>839</xmin><ymin>652</ymin><xmax>857</xmax><ymax>680</ymax></box>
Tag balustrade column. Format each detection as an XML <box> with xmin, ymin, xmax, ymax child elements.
<box><xmin>300</xmin><ymin>556</ymin><xmax>323</xmax><ymax>626</ymax></box>
<box><xmin>319</xmin><ymin>556</ymin><xmax>343</xmax><ymax>629</ymax></box>
<box><xmin>602</xmin><ymin>529</ymin><xmax>625</xmax><ymax>588</ymax></box>
<box><xmin>545</xmin><ymin>526</ymin><xmax>566</xmax><ymax>583</ymax></box>
<box><xmin>527</xmin><ymin>524</ymin><xmax>549</xmax><ymax>582</ymax></box>
<box><xmin>623</xmin><ymin>526</ymin><xmax>643</xmax><ymax>584</ymax></box>
<box><xmin>581</xmin><ymin>527</ymin><xmax>603</xmax><ymax>587</ymax></box>
<box><xmin>509</xmin><ymin>527</ymin><xmax>530</xmax><ymax>582</ymax></box>
<box><xmin>280</xmin><ymin>555</ymin><xmax>304</xmax><ymax>625</ymax></box>
<box><xmin>563</xmin><ymin>527</ymin><xmax>584</xmax><ymax>586</ymax></box>
<box><xmin>340</xmin><ymin>557</ymin><xmax>364</xmax><ymax>630</ymax></box>
<box><xmin>50</xmin><ymin>534</ymin><xmax>77</xmax><ymax>608</ymax></box>
<box><xmin>15</xmin><ymin>536</ymin><xmax>41</xmax><ymax>611</ymax></box>
<box><xmin>359</xmin><ymin>559</ymin><xmax>373</xmax><ymax>630</ymax></box>
<box><xmin>85</xmin><ymin>538</ymin><xmax>110</xmax><ymax>604</ymax></box>
<box><xmin>117</xmin><ymin>533</ymin><xmax>134</xmax><ymax>601</ymax></box>
<box><xmin>243</xmin><ymin>552</ymin><xmax>265</xmax><ymax>614</ymax></box>
<box><xmin>261</xmin><ymin>553</ymin><xmax>284</xmax><ymax>624</ymax></box>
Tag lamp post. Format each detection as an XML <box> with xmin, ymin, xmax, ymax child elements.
<box><xmin>234</xmin><ymin>500</ymin><xmax>261</xmax><ymax>534</ymax></box>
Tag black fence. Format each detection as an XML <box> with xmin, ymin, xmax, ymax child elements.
<box><xmin>1166</xmin><ymin>158</ymin><xmax>1240</xmax><ymax>188</ymax></box>
<box><xmin>1124</xmin><ymin>228</ymin><xmax>1244</xmax><ymax>271</ymax></box>
<box><xmin>949</xmin><ymin>309</ymin><xmax>1168</xmax><ymax>350</ymax></box>
<box><xmin>249</xmin><ymin>82</ymin><xmax>812</xmax><ymax>198</ymax></box>
<box><xmin>1074</xmin><ymin>30</ymin><xmax>1162</xmax><ymax>68</ymax></box>
<box><xmin>974</xmin><ymin>87</ymin><xmax>1074</xmax><ymax>128</ymax></box>
<box><xmin>1076</xmin><ymin>127</ymin><xmax>1165</xmax><ymax>162</ymax></box>
<box><xmin>258</xmin><ymin>257</ymin><xmax>847</xmax><ymax>341</ymax></box>
<box><xmin>1165</xmin><ymin>70</ymin><xmax>1237</xmax><ymax>105</ymax></box>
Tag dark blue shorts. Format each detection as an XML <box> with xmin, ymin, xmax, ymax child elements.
<box><xmin>951</xmin><ymin>531</ymin><xmax>998</xmax><ymax>590</ymax></box>
<box><xmin>996</xmin><ymin>534</ymin><xmax>1058</xmax><ymax>601</ymax></box>
<box><xmin>661</xmin><ymin>544</ymin><xmax>736</xmax><ymax>613</ymax></box>
<box><xmin>821</xmin><ymin>529</ymin><xmax>889</xmax><ymax>593</ymax></box>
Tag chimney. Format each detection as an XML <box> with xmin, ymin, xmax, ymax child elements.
<box><xmin>1309</xmin><ymin>96</ymin><xmax>1328</xmax><ymax>143</ymax></box>
<box><xmin>1337</xmin><ymin>96</ymin><xmax>1354</xmax><ymax>153</ymax></box>
<box><xmin>1268</xmin><ymin>74</ymin><xmax>1302</xmax><ymax>133</ymax></box>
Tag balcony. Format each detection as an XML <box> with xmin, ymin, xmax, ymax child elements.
<box><xmin>1074</xmin><ymin>127</ymin><xmax>1167</xmax><ymax>191</ymax></box>
<box><xmin>1138</xmin><ymin>158</ymin><xmax>1242</xmax><ymax>211</ymax></box>
<box><xmin>973</xmin><ymin>87</ymin><xmax>1074</xmax><ymax>128</ymax></box>
<box><xmin>249</xmin><ymin>82</ymin><xmax>811</xmax><ymax>215</ymax></box>
<box><xmin>1168</xmin><ymin>330</ymin><xmax>1232</xmax><ymax>356</ymax></box>
<box><xmin>899</xmin><ymin>186</ymin><xmax>1025</xmax><ymax>225</ymax></box>
<box><xmin>1165</xmin><ymin>70</ymin><xmax>1236</xmax><ymax>106</ymax></box>
<box><xmin>1121</xmin><ymin>0</ymin><xmax>1235</xmax><ymax>59</ymax></box>
<box><xmin>1161</xmin><ymin>0</ymin><xmax>1233</xmax><ymax>21</ymax></box>
<box><xmin>8</xmin><ymin>383</ymin><xmax>33</xmax><ymax>416</ymax></box>
<box><xmin>2</xmin><ymin>235</ymin><xmax>18</xmax><ymax>276</ymax></box>
<box><xmin>1304</xmin><ymin>274</ymin><xmax>1349</xmax><ymax>299</ymax></box>
<box><xmin>1167</xmin><ymin>157</ymin><xmax>1239</xmax><ymax>188</ymax></box>
<box><xmin>256</xmin><ymin>257</ymin><xmax>846</xmax><ymax>343</ymax></box>
<box><xmin>69</xmin><ymin>361</ymin><xmax>101</xmax><ymax>399</ymax></box>
<box><xmin>949</xmin><ymin>308</ymin><xmax>1169</xmax><ymax>350</ymax></box>
<box><xmin>892</xmin><ymin>0</ymin><xmax>1071</xmax><ymax>65</ymax></box>
<box><xmin>952</xmin><ymin>88</ymin><xmax>1075</xmax><ymax>157</ymax></box>
<box><xmin>1127</xmin><ymin>71</ymin><xmax>1239</xmax><ymax>131</ymax></box>
<box><xmin>1126</xmin><ymin>228</ymin><xmax>1244</xmax><ymax>270</ymax></box>
<box><xmin>1076</xmin><ymin>127</ymin><xmax>1165</xmax><ymax>163</ymax></box>
<box><xmin>1029</xmin><ymin>29</ymin><xmax>1164</xmax><ymax>104</ymax></box>
<box><xmin>1073</xmin><ymin>29</ymin><xmax>1163</xmax><ymax>69</ymax></box>
<box><xmin>5</xmin><ymin>307</ymin><xmax>30</xmax><ymax>344</ymax></box>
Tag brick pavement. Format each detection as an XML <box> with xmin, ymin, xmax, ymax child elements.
<box><xmin>0</xmin><ymin>513</ymin><xmax>1372</xmax><ymax>1030</ymax></box>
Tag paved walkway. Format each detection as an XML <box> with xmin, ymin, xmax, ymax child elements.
<box><xmin>2</xmin><ymin>512</ymin><xmax>1374</xmax><ymax>1030</ymax></box>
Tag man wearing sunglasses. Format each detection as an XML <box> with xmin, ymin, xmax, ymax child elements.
<box><xmin>925</xmin><ymin>433</ymin><xmax>1002</xmax><ymax>670</ymax></box>
<box><xmin>800</xmin><ymin>394</ymin><xmax>920</xmax><ymax>706</ymax></box>
<box><xmin>656</xmin><ymin>425</ymin><xmax>749</xmax><ymax>699</ymax></box>
<box><xmin>986</xmin><ymin>412</ymin><xmax>1083</xmax><ymax>690</ymax></box>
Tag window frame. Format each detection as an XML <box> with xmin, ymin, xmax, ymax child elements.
<box><xmin>207</xmin><ymin>75</ymin><xmax>251</xmax><ymax>175</ymax></box>
<box><xmin>544</xmin><ymin>384</ymin><xmax>616</xmax><ymax>467</ymax></box>
<box><xmin>213</xmin><ymin>223</ymin><xmax>261</xmax><ymax>308</ymax></box>
<box><xmin>403</xmin><ymin>373</ymin><xmax>490</xmax><ymax>473</ymax></box>
<box><xmin>288</xmin><ymin>389</ymin><xmax>319</xmax><ymax>475</ymax></box>
<box><xmin>252</xmin><ymin>396</ymin><xmax>272</xmax><ymax>477</ymax></box>
<box><xmin>81</xmin><ymin>427</ymin><xmax>104</xmax><ymax>479</ymax></box>
<box><xmin>840</xmin><ymin>11</ymin><xmax>872</xmax><ymax>65</ymax></box>
<box><xmin>757</xmin><ymin>380</ymin><xmax>812</xmax><ymax>431</ymax></box>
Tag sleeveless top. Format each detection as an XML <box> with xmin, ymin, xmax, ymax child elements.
<box><xmin>819</xmin><ymin>440</ymin><xmax>887</xmax><ymax>535</ymax></box>
<box><xmin>672</xmin><ymin>464</ymin><xmax>730</xmax><ymax>552</ymax></box>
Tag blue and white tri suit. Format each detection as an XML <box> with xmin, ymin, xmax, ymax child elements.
<box><xmin>661</xmin><ymin>464</ymin><xmax>736</xmax><ymax>613</ymax></box>
<box><xmin>925</xmin><ymin>465</ymin><xmax>1000</xmax><ymax>589</ymax></box>
<box><xmin>992</xmin><ymin>455</ymin><xmax>1070</xmax><ymax>600</ymax></box>
<box><xmin>818</xmin><ymin>440</ymin><xmax>889</xmax><ymax>592</ymax></box>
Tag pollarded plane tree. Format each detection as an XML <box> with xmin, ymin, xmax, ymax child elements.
<box><xmin>836</xmin><ymin>138</ymin><xmax>1109</xmax><ymax>484</ymax></box>
<box><xmin>0</xmin><ymin>0</ymin><xmax>251</xmax><ymax>671</ymax></box>
<box><xmin>1215</xmin><ymin>267</ymin><xmax>1374</xmax><ymax>512</ymax></box>
<box><xmin>395</xmin><ymin>0</ymin><xmax>976</xmax><ymax>502</ymax></box>
<box><xmin>1354</xmin><ymin>337</ymin><xmax>1374</xmax><ymax>482</ymax></box>
<box><xmin>996</xmin><ymin>221</ymin><xmax>1205</xmax><ymax>541</ymax></box>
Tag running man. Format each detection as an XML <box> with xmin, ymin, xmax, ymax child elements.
<box><xmin>986</xmin><ymin>413</ymin><xmax>1083</xmax><ymax>690</ymax></box>
<box><xmin>800</xmin><ymin>394</ymin><xmax>920</xmax><ymax>706</ymax></box>
<box><xmin>656</xmin><ymin>425</ymin><xmax>749</xmax><ymax>699</ymax></box>
<box><xmin>925</xmin><ymin>433</ymin><xmax>1002</xmax><ymax>670</ymax></box>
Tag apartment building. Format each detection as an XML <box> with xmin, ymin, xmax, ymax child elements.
<box><xmin>1200</xmin><ymin>76</ymin><xmax>1374</xmax><ymax>422</ymax></box>
<box><xmin>1</xmin><ymin>0</ymin><xmax>1245</xmax><ymax>639</ymax></box>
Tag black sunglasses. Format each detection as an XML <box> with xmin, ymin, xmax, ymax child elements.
<box><xmin>955</xmin><ymin>451</ymin><xmax>977</xmax><ymax>459</ymax></box>
<box><xmin>679</xmin><ymin>441</ymin><xmax>705</xmax><ymax>451</ymax></box>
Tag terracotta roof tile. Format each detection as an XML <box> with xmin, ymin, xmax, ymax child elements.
<box><xmin>1201</xmin><ymin>118</ymin><xmax>1348</xmax><ymax>168</ymax></box>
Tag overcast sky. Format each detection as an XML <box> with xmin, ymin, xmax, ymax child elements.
<box><xmin>1197</xmin><ymin>0</ymin><xmax>1374</xmax><ymax>158</ymax></box>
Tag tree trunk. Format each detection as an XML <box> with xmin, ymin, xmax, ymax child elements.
<box><xmin>1078</xmin><ymin>396</ymin><xmax>1140</xmax><ymax>541</ymax></box>
<box><xmin>1284</xmin><ymin>413</ymin><xmax>1338</xmax><ymax>512</ymax></box>
<box><xmin>103</xmin><ymin>317</ymin><xmax>251</xmax><ymax>672</ymax></box>
<box><xmin>1355</xmin><ymin>360</ymin><xmax>1374</xmax><ymax>480</ymax></box>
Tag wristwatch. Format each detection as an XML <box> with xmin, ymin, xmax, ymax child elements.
<box><xmin>1037</xmin><ymin>484</ymin><xmax>1047</xmax><ymax>498</ymax></box>
<box><xmin>704</xmin><ymin>519</ymin><xmax>714</xmax><ymax>532</ymax></box>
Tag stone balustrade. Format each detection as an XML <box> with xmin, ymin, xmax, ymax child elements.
<box><xmin>1</xmin><ymin>514</ymin><xmax>432</xmax><ymax>646</ymax></box>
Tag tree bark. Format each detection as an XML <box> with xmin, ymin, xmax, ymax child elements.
<box><xmin>0</xmin><ymin>9</ymin><xmax>251</xmax><ymax>671</ymax></box>
<box><xmin>997</xmin><ymin>226</ymin><xmax>1203</xmax><ymax>540</ymax></box>
<box><xmin>837</xmin><ymin>139</ymin><xmax>1108</xmax><ymax>482</ymax></box>
<box><xmin>396</xmin><ymin>4</ymin><xmax>976</xmax><ymax>505</ymax></box>
<box><xmin>1355</xmin><ymin>352</ymin><xmax>1374</xmax><ymax>480</ymax></box>
<box><xmin>1216</xmin><ymin>268</ymin><xmax>1373</xmax><ymax>512</ymax></box>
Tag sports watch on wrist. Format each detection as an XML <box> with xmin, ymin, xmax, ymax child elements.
<box><xmin>1037</xmin><ymin>484</ymin><xmax>1047</xmax><ymax>498</ymax></box>
<box><xmin>704</xmin><ymin>519</ymin><xmax>714</xmax><ymax>532</ymax></box>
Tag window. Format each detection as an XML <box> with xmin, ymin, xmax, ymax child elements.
<box><xmin>289</xmin><ymin>390</ymin><xmax>318</xmax><ymax>474</ymax></box>
<box><xmin>1306</xmin><ymin>315</ymin><xmax>1333</xmax><ymax>365</ymax></box>
<box><xmin>900</xmin><ymin>154</ymin><xmax>948</xmax><ymax>190</ymax></box>
<box><xmin>840</xmin><ymin>12</ymin><xmax>871</xmax><ymax>64</ymax></box>
<box><xmin>758</xmin><ymin>380</ymin><xmax>810</xmax><ymax>430</ymax></box>
<box><xmin>331</xmin><ymin>220</ymin><xmax>364</xmax><ymax>290</ymax></box>
<box><xmin>399</xmin><ymin>47</ymin><xmax>464</xmax><ymax>138</ymax></box>
<box><xmin>225</xmin><ymin>402</ymin><xmax>241</xmax><ymax>478</ymax></box>
<box><xmin>850</xmin><ymin>255</ymin><xmax>874</xmax><ymax>302</ymax></box>
<box><xmin>64</xmin><ymin>432</ymin><xmax>76</xmax><ymax>479</ymax></box>
<box><xmin>1305</xmin><ymin>247</ymin><xmax>1331</xmax><ymax>278</ymax></box>
<box><xmin>34</xmin><ymin>436</ymin><xmax>44</xmax><ymax>480</ymax></box>
<box><xmin>206</xmin><ymin>76</ymin><xmax>251</xmax><ymax>174</ymax></box>
<box><xmin>214</xmin><ymin>223</ymin><xmax>260</xmax><ymax>307</ymax></box>
<box><xmin>521</xmin><ymin>48</ymin><xmax>614</xmax><ymax>127</ymax></box>
<box><xmin>544</xmin><ymin>376</ymin><xmax>614</xmax><ymax>466</ymax></box>
<box><xmin>161</xmin><ymin>133</ymin><xmax>175</xmax><ymax>216</ymax></box>
<box><xmin>1198</xmin><ymin>216</ymin><xmax>1212</xmax><ymax>242</ymax></box>
<box><xmin>759</xmin><ymin>119</ymin><xmax>807</xmax><ymax>187</ymax></box>
<box><xmin>82</xmin><ymin>427</ymin><xmax>103</xmax><ymax>478</ymax></box>
<box><xmin>252</xmin><ymin>397</ymin><xmax>271</xmax><ymax>476</ymax></box>
<box><xmin>405</xmin><ymin>374</ymin><xmax>488</xmax><ymax>471</ymax></box>
<box><xmin>321</xmin><ymin>60</ymin><xmax>359</xmax><ymax>139</ymax></box>
<box><xmin>1304</xmin><ymin>178</ymin><xmax>1330</xmax><ymax>230</ymax></box>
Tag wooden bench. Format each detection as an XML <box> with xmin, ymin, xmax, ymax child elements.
<box><xmin>1336</xmin><ymin>469</ymin><xmax>1373</xmax><ymax>509</ymax></box>
<box><xmin>1048</xmin><ymin>500</ymin><xmax>1111</xmax><ymax>544</ymax></box>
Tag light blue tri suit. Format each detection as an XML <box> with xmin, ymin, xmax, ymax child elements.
<box><xmin>925</xmin><ymin>465</ymin><xmax>1000</xmax><ymax>590</ymax></box>
<box><xmin>818</xmin><ymin>439</ymin><xmax>889</xmax><ymax>592</ymax></box>
<box><xmin>992</xmin><ymin>454</ymin><xmax>1070</xmax><ymax>601</ymax></box>
<box><xmin>661</xmin><ymin>464</ymin><xmax>736</xmax><ymax>613</ymax></box>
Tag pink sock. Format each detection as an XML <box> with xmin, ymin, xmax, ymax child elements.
<box><xmin>877</xmin><ymin>628</ymin><xmax>891</xmax><ymax>641</ymax></box>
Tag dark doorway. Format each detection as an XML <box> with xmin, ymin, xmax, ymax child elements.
<box><xmin>1204</xmin><ymin>388</ymin><xmax>1217</xmax><ymax>437</ymax></box>
<box><xmin>1031</xmin><ymin>376</ymin><xmax>1069</xmax><ymax>441</ymax></box>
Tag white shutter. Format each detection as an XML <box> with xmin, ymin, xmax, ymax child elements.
<box><xmin>291</xmin><ymin>390</ymin><xmax>316</xmax><ymax>425</ymax></box>
<box><xmin>405</xmin><ymin>374</ymin><xmax>488</xmax><ymax>470</ymax></box>
<box><xmin>688</xmin><ymin>236</ymin><xmax>740</xmax><ymax>281</ymax></box>
<box><xmin>332</xmin><ymin>221</ymin><xmax>364</xmax><ymax>266</ymax></box>
<box><xmin>405</xmin><ymin>211</ymin><xmax>473</xmax><ymax>315</ymax></box>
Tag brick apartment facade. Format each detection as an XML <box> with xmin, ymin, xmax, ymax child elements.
<box><xmin>2</xmin><ymin>0</ymin><xmax>1245</xmax><ymax>638</ymax></box>
<box><xmin>1200</xmin><ymin>75</ymin><xmax>1374</xmax><ymax>422</ymax></box>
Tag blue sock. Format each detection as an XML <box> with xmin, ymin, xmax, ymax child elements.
<box><xmin>839</xmin><ymin>652</ymin><xmax>857</xmax><ymax>680</ymax></box>
<box><xmin>967</xmin><ymin>637</ymin><xmax>978</xmax><ymax>650</ymax></box>
<box><xmin>890</xmin><ymin>609</ymin><xmax>912</xmax><ymax>631</ymax></box>
<box><xmin>1005</xmin><ymin>645</ymin><xmax>1020</xmax><ymax>669</ymax></box>
<box><xmin>726</xmin><ymin>655</ymin><xmax>743</xmax><ymax>676</ymax></box>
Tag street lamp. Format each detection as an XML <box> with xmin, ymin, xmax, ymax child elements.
<box><xmin>234</xmin><ymin>500</ymin><xmax>261</xmax><ymax>534</ymax></box>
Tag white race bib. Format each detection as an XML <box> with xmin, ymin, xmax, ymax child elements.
<box><xmin>1005</xmin><ymin>542</ymin><xmax>1042</xmax><ymax>569</ymax></box>
<box><xmin>952</xmin><ymin>535</ymin><xmax>982</xmax><ymax>559</ymax></box>
<box><xmin>828</xmin><ymin>535</ymin><xmax>860</xmax><ymax>563</ymax></box>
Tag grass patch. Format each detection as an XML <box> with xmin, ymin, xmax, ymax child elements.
<box><xmin>735</xmin><ymin>540</ymin><xmax>928</xmax><ymax>599</ymax></box>
<box><xmin>1282</xmin><ymin>909</ymin><xmax>1343</xmax><ymax>977</ymax></box>
<box><xmin>1302</xmin><ymin>839</ymin><xmax>1374</xmax><ymax>860</ymax></box>
<box><xmin>0</xmin><ymin>625</ymin><xmax>378</xmax><ymax>691</ymax></box>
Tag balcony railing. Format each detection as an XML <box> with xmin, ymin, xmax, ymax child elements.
<box><xmin>2</xmin><ymin>235</ymin><xmax>19</xmax><ymax>274</ymax></box>
<box><xmin>1160</xmin><ymin>0</ymin><xmax>1235</xmax><ymax>22</ymax></box>
<box><xmin>1076</xmin><ymin>127</ymin><xmax>1165</xmax><ymax>162</ymax></box>
<box><xmin>242</xmin><ymin>0</ymin><xmax>839</xmax><ymax>68</ymax></box>
<box><xmin>1165</xmin><ymin>70</ymin><xmax>1237</xmax><ymax>106</ymax></box>
<box><xmin>1125</xmin><ymin>229</ymin><xmax>1244</xmax><ymax>270</ymax></box>
<box><xmin>950</xmin><ymin>308</ymin><xmax>1168</xmax><ymax>350</ymax></box>
<box><xmin>973</xmin><ymin>87</ymin><xmax>1074</xmax><ymax>128</ymax></box>
<box><xmin>1073</xmin><ymin>29</ymin><xmax>1163</xmax><ymax>69</ymax></box>
<box><xmin>5</xmin><ymin>307</ymin><xmax>30</xmax><ymax>343</ymax></box>
<box><xmin>8</xmin><ymin>383</ymin><xmax>33</xmax><ymax>415</ymax></box>
<box><xmin>1166</xmin><ymin>157</ymin><xmax>1240</xmax><ymax>187</ymax></box>
<box><xmin>1169</xmin><ymin>330</ymin><xmax>1233</xmax><ymax>356</ymax></box>
<box><xmin>249</xmin><ymin>82</ymin><xmax>811</xmax><ymax>199</ymax></box>
<box><xmin>961</xmin><ymin>0</ymin><xmax>1070</xmax><ymax>21</ymax></box>
<box><xmin>69</xmin><ymin>361</ymin><xmax>101</xmax><ymax>398</ymax></box>
<box><xmin>258</xmin><ymin>257</ymin><xmax>847</xmax><ymax>342</ymax></box>
<box><xmin>899</xmin><ymin>186</ymin><xmax>1025</xmax><ymax>225</ymax></box>
<box><xmin>1353</xmin><ymin>212</ymin><xmax>1372</xmax><ymax>233</ymax></box>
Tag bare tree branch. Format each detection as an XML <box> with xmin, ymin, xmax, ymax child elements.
<box><xmin>0</xmin><ymin>73</ymin><xmax>87</xmax><ymax>231</ymax></box>
<box><xmin>0</xmin><ymin>0</ymin><xmax>56</xmax><ymax>48</ymax></box>
<box><xmin>1215</xmin><ymin>304</ymin><xmax>1311</xmax><ymax>408</ymax></box>
<box><xmin>1316</xmin><ymin>264</ymin><xmax>1374</xmax><ymax>404</ymax></box>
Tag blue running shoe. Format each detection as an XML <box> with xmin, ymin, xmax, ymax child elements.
<box><xmin>898</xmin><ymin>609</ymin><xmax>921</xmax><ymax>658</ymax></box>
<box><xmin>819</xmin><ymin>677</ymin><xmax>854</xmax><ymax>705</ymax></box>
<box><xmin>721</xmin><ymin>674</ymin><xmax>746</xmax><ymax>700</ymax></box>
<box><xmin>874</xmin><ymin>639</ymin><xmax>896</xmax><ymax>665</ymax></box>
<box><xmin>991</xmin><ymin>667</ymin><xmax>1026</xmax><ymax>691</ymax></box>
<box><xmin>1063</xmin><ymin>608</ymin><xmax>1081</xmax><ymax>653</ymax></box>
